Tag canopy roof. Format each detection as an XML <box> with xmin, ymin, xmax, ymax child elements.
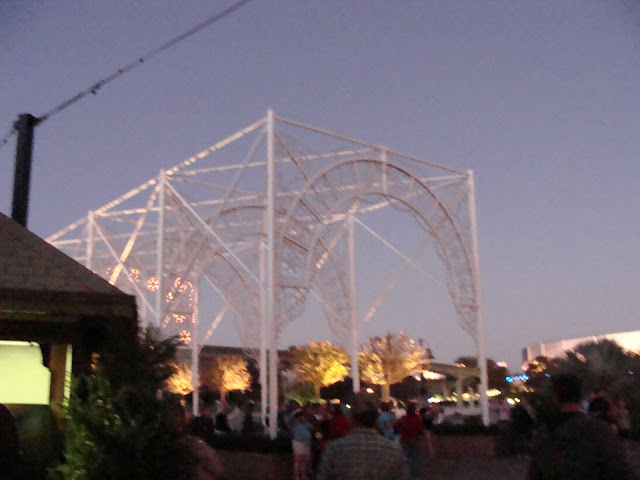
<box><xmin>0</xmin><ymin>212</ymin><xmax>137</xmax><ymax>344</ymax></box>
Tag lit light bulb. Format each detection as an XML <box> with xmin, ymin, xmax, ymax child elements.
<box><xmin>146</xmin><ymin>277</ymin><xmax>159</xmax><ymax>291</ymax></box>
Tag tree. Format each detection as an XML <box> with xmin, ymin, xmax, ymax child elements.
<box><xmin>553</xmin><ymin>340</ymin><xmax>640</xmax><ymax>401</ymax></box>
<box><xmin>454</xmin><ymin>356</ymin><xmax>512</xmax><ymax>393</ymax></box>
<box><xmin>51</xmin><ymin>328</ymin><xmax>200</xmax><ymax>480</ymax></box>
<box><xmin>165</xmin><ymin>363</ymin><xmax>193</xmax><ymax>396</ymax></box>
<box><xmin>359</xmin><ymin>332</ymin><xmax>429</xmax><ymax>401</ymax></box>
<box><xmin>209</xmin><ymin>355</ymin><xmax>251</xmax><ymax>401</ymax></box>
<box><xmin>523</xmin><ymin>341</ymin><xmax>640</xmax><ymax>434</ymax></box>
<box><xmin>523</xmin><ymin>355</ymin><xmax>560</xmax><ymax>394</ymax></box>
<box><xmin>289</xmin><ymin>341</ymin><xmax>350</xmax><ymax>398</ymax></box>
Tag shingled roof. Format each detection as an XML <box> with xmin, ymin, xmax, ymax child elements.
<box><xmin>0</xmin><ymin>211</ymin><xmax>121</xmax><ymax>294</ymax></box>
<box><xmin>0</xmin><ymin>211</ymin><xmax>137</xmax><ymax>344</ymax></box>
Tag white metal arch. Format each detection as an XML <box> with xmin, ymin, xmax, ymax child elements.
<box><xmin>46</xmin><ymin>110</ymin><xmax>489</xmax><ymax>435</ymax></box>
<box><xmin>273</xmin><ymin>156</ymin><xmax>488</xmax><ymax>424</ymax></box>
<box><xmin>278</xmin><ymin>158</ymin><xmax>475</xmax><ymax>323</ymax></box>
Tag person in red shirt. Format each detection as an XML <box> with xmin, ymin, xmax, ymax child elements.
<box><xmin>394</xmin><ymin>403</ymin><xmax>424</xmax><ymax>479</ymax></box>
<box><xmin>328</xmin><ymin>403</ymin><xmax>352</xmax><ymax>440</ymax></box>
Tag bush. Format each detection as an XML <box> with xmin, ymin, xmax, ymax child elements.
<box><xmin>50</xmin><ymin>329</ymin><xmax>199</xmax><ymax>480</ymax></box>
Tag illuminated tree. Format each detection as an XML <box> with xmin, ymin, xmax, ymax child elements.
<box><xmin>165</xmin><ymin>363</ymin><xmax>193</xmax><ymax>396</ymax></box>
<box><xmin>289</xmin><ymin>341</ymin><xmax>350</xmax><ymax>398</ymax></box>
<box><xmin>209</xmin><ymin>355</ymin><xmax>251</xmax><ymax>400</ymax></box>
<box><xmin>359</xmin><ymin>332</ymin><xmax>429</xmax><ymax>401</ymax></box>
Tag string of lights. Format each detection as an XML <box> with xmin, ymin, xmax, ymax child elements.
<box><xmin>0</xmin><ymin>0</ymin><xmax>254</xmax><ymax>153</ymax></box>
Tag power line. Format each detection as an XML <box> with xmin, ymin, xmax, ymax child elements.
<box><xmin>0</xmin><ymin>126</ymin><xmax>16</xmax><ymax>149</ymax></box>
<box><xmin>39</xmin><ymin>0</ymin><xmax>254</xmax><ymax>123</ymax></box>
<box><xmin>1</xmin><ymin>0</ymin><xmax>254</xmax><ymax>153</ymax></box>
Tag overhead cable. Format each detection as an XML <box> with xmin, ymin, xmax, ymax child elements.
<box><xmin>0</xmin><ymin>126</ymin><xmax>16</xmax><ymax>149</ymax></box>
<box><xmin>1</xmin><ymin>0</ymin><xmax>253</xmax><ymax>153</ymax></box>
<box><xmin>39</xmin><ymin>0</ymin><xmax>254</xmax><ymax>123</ymax></box>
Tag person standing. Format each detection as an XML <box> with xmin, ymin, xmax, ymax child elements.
<box><xmin>419</xmin><ymin>406</ymin><xmax>436</xmax><ymax>457</ymax></box>
<box><xmin>226</xmin><ymin>401</ymin><xmax>243</xmax><ymax>433</ymax></box>
<box><xmin>528</xmin><ymin>374</ymin><xmax>637</xmax><ymax>480</ymax></box>
<box><xmin>318</xmin><ymin>393</ymin><xmax>410</xmax><ymax>480</ymax></box>
<box><xmin>290</xmin><ymin>410</ymin><xmax>312</xmax><ymax>480</ymax></box>
<box><xmin>510</xmin><ymin>397</ymin><xmax>534</xmax><ymax>456</ymax></box>
<box><xmin>242</xmin><ymin>401</ymin><xmax>258</xmax><ymax>434</ymax></box>
<box><xmin>378</xmin><ymin>401</ymin><xmax>397</xmax><ymax>441</ymax></box>
<box><xmin>588</xmin><ymin>396</ymin><xmax>618</xmax><ymax>433</ymax></box>
<box><xmin>162</xmin><ymin>399</ymin><xmax>224</xmax><ymax>480</ymax></box>
<box><xmin>327</xmin><ymin>403</ymin><xmax>352</xmax><ymax>440</ymax></box>
<box><xmin>394</xmin><ymin>403</ymin><xmax>425</xmax><ymax>480</ymax></box>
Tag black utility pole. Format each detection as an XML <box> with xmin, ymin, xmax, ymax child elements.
<box><xmin>11</xmin><ymin>113</ymin><xmax>40</xmax><ymax>227</ymax></box>
<box><xmin>10</xmin><ymin>113</ymin><xmax>49</xmax><ymax>366</ymax></box>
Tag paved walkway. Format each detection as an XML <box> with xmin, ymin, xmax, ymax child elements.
<box><xmin>420</xmin><ymin>441</ymin><xmax>640</xmax><ymax>480</ymax></box>
<box><xmin>424</xmin><ymin>457</ymin><xmax>528</xmax><ymax>480</ymax></box>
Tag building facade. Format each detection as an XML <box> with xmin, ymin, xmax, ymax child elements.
<box><xmin>522</xmin><ymin>330</ymin><xmax>640</xmax><ymax>366</ymax></box>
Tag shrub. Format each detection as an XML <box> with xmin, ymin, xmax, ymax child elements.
<box><xmin>50</xmin><ymin>329</ymin><xmax>199</xmax><ymax>480</ymax></box>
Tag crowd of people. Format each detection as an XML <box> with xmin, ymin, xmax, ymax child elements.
<box><xmin>183</xmin><ymin>394</ymin><xmax>440</xmax><ymax>479</ymax></box>
<box><xmin>485</xmin><ymin>384</ymin><xmax>635</xmax><ymax>465</ymax></box>
<box><xmin>271</xmin><ymin>379</ymin><xmax>640</xmax><ymax>480</ymax></box>
<box><xmin>275</xmin><ymin>397</ymin><xmax>442</xmax><ymax>480</ymax></box>
<box><xmin>3</xmin><ymin>377</ymin><xmax>638</xmax><ymax>480</ymax></box>
<box><xmin>527</xmin><ymin>374</ymin><xmax>638</xmax><ymax>480</ymax></box>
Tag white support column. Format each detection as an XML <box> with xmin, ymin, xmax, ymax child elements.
<box><xmin>192</xmin><ymin>286</ymin><xmax>200</xmax><ymax>416</ymax></box>
<box><xmin>259</xmin><ymin>240</ymin><xmax>268</xmax><ymax>427</ymax></box>
<box><xmin>266</xmin><ymin>109</ymin><xmax>278</xmax><ymax>439</ymax></box>
<box><xmin>155</xmin><ymin>170</ymin><xmax>166</xmax><ymax>326</ymax></box>
<box><xmin>467</xmin><ymin>169</ymin><xmax>489</xmax><ymax>426</ymax></box>
<box><xmin>348</xmin><ymin>214</ymin><xmax>360</xmax><ymax>393</ymax></box>
<box><xmin>86</xmin><ymin>211</ymin><xmax>94</xmax><ymax>271</ymax></box>
<box><xmin>139</xmin><ymin>303</ymin><xmax>147</xmax><ymax>330</ymax></box>
<box><xmin>456</xmin><ymin>377</ymin><xmax>464</xmax><ymax>408</ymax></box>
<box><xmin>380</xmin><ymin>148</ymin><xmax>388</xmax><ymax>194</ymax></box>
<box><xmin>93</xmin><ymin>224</ymin><xmax>157</xmax><ymax>315</ymax></box>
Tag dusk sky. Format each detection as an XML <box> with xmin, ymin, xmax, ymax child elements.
<box><xmin>2</xmin><ymin>1</ymin><xmax>639</xmax><ymax>371</ymax></box>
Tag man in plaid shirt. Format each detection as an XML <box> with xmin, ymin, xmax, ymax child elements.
<box><xmin>317</xmin><ymin>394</ymin><xmax>411</xmax><ymax>480</ymax></box>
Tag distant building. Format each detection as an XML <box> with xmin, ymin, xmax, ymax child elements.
<box><xmin>522</xmin><ymin>330</ymin><xmax>640</xmax><ymax>366</ymax></box>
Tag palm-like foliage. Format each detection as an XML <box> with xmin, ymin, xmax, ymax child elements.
<box><xmin>555</xmin><ymin>340</ymin><xmax>640</xmax><ymax>400</ymax></box>
<box><xmin>359</xmin><ymin>332</ymin><xmax>429</xmax><ymax>401</ymax></box>
<box><xmin>526</xmin><ymin>340</ymin><xmax>640</xmax><ymax>437</ymax></box>
<box><xmin>524</xmin><ymin>355</ymin><xmax>560</xmax><ymax>394</ymax></box>
<box><xmin>289</xmin><ymin>341</ymin><xmax>350</xmax><ymax>398</ymax></box>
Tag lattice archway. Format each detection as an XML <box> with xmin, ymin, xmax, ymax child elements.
<box><xmin>46</xmin><ymin>110</ymin><xmax>489</xmax><ymax>435</ymax></box>
<box><xmin>276</xmin><ymin>158</ymin><xmax>479</xmax><ymax>341</ymax></box>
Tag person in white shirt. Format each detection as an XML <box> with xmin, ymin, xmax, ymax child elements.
<box><xmin>227</xmin><ymin>403</ymin><xmax>243</xmax><ymax>433</ymax></box>
<box><xmin>392</xmin><ymin>401</ymin><xmax>406</xmax><ymax>420</ymax></box>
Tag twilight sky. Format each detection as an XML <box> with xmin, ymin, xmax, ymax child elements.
<box><xmin>1</xmin><ymin>1</ymin><xmax>639</xmax><ymax>371</ymax></box>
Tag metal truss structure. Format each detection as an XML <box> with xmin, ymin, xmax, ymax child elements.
<box><xmin>47</xmin><ymin>110</ymin><xmax>489</xmax><ymax>435</ymax></box>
